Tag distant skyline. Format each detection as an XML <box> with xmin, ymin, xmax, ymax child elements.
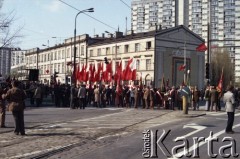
<box><xmin>1</xmin><ymin>0</ymin><xmax>132</xmax><ymax>50</ymax></box>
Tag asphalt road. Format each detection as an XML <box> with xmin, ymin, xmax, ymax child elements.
<box><xmin>0</xmin><ymin>103</ymin><xmax>240</xmax><ymax>159</ymax></box>
<box><xmin>75</xmin><ymin>110</ymin><xmax>240</xmax><ymax>159</ymax></box>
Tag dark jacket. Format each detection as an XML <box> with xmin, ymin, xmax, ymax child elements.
<box><xmin>2</xmin><ymin>87</ymin><xmax>26</xmax><ymax>111</ymax></box>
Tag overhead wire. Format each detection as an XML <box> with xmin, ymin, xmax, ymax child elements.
<box><xmin>119</xmin><ymin>0</ymin><xmax>132</xmax><ymax>10</ymax></box>
<box><xmin>58</xmin><ymin>0</ymin><xmax>117</xmax><ymax>31</ymax></box>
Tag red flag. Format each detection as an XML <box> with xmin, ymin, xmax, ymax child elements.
<box><xmin>84</xmin><ymin>71</ymin><xmax>89</xmax><ymax>82</ymax></box>
<box><xmin>90</xmin><ymin>64</ymin><xmax>95</xmax><ymax>82</ymax></box>
<box><xmin>217</xmin><ymin>68</ymin><xmax>224</xmax><ymax>93</ymax></box>
<box><xmin>106</xmin><ymin>61</ymin><xmax>112</xmax><ymax>73</ymax></box>
<box><xmin>178</xmin><ymin>64</ymin><xmax>186</xmax><ymax>71</ymax></box>
<box><xmin>83</xmin><ymin>64</ymin><xmax>88</xmax><ymax>82</ymax></box>
<box><xmin>124</xmin><ymin>58</ymin><xmax>133</xmax><ymax>80</ymax></box>
<box><xmin>117</xmin><ymin>61</ymin><xmax>122</xmax><ymax>81</ymax></box>
<box><xmin>129</xmin><ymin>59</ymin><xmax>136</xmax><ymax>81</ymax></box>
<box><xmin>196</xmin><ymin>43</ymin><xmax>207</xmax><ymax>52</ymax></box>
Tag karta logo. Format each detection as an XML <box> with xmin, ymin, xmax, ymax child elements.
<box><xmin>142</xmin><ymin>129</ymin><xmax>239</xmax><ymax>158</ymax></box>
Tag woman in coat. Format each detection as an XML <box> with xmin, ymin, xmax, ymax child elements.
<box><xmin>223</xmin><ymin>85</ymin><xmax>235</xmax><ymax>134</ymax></box>
<box><xmin>94</xmin><ymin>85</ymin><xmax>100</xmax><ymax>108</ymax></box>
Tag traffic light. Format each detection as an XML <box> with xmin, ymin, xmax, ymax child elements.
<box><xmin>104</xmin><ymin>57</ymin><xmax>109</xmax><ymax>64</ymax></box>
<box><xmin>205</xmin><ymin>63</ymin><xmax>209</xmax><ymax>79</ymax></box>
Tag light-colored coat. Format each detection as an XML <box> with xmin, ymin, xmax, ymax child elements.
<box><xmin>94</xmin><ymin>88</ymin><xmax>100</xmax><ymax>102</ymax></box>
<box><xmin>223</xmin><ymin>91</ymin><xmax>235</xmax><ymax>112</ymax></box>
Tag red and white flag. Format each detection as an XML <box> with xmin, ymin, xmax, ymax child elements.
<box><xmin>129</xmin><ymin>59</ymin><xmax>136</xmax><ymax>80</ymax></box>
<box><xmin>124</xmin><ymin>58</ymin><xmax>133</xmax><ymax>80</ymax></box>
<box><xmin>196</xmin><ymin>43</ymin><xmax>207</xmax><ymax>52</ymax></box>
<box><xmin>178</xmin><ymin>64</ymin><xmax>186</xmax><ymax>71</ymax></box>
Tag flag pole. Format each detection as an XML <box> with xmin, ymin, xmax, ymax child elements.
<box><xmin>184</xmin><ymin>41</ymin><xmax>186</xmax><ymax>84</ymax></box>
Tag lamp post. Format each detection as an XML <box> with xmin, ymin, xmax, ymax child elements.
<box><xmin>73</xmin><ymin>8</ymin><xmax>94</xmax><ymax>86</ymax></box>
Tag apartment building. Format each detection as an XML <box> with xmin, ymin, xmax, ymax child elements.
<box><xmin>131</xmin><ymin>0</ymin><xmax>240</xmax><ymax>82</ymax></box>
<box><xmin>0</xmin><ymin>47</ymin><xmax>11</xmax><ymax>77</ymax></box>
<box><xmin>10</xmin><ymin>48</ymin><xmax>26</xmax><ymax>80</ymax></box>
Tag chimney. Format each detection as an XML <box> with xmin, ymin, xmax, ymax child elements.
<box><xmin>102</xmin><ymin>33</ymin><xmax>105</xmax><ymax>38</ymax></box>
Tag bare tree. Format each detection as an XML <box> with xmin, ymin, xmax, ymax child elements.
<box><xmin>211</xmin><ymin>48</ymin><xmax>234</xmax><ymax>89</ymax></box>
<box><xmin>0</xmin><ymin>1</ymin><xmax>24</xmax><ymax>48</ymax></box>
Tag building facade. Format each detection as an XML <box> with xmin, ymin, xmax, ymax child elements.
<box><xmin>131</xmin><ymin>0</ymin><xmax>240</xmax><ymax>82</ymax></box>
<box><xmin>10</xmin><ymin>48</ymin><xmax>26</xmax><ymax>80</ymax></box>
<box><xmin>21</xmin><ymin>26</ymin><xmax>204</xmax><ymax>88</ymax></box>
<box><xmin>0</xmin><ymin>47</ymin><xmax>11</xmax><ymax>77</ymax></box>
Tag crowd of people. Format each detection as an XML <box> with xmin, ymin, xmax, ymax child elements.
<box><xmin>5</xmin><ymin>81</ymin><xmax>240</xmax><ymax>111</ymax></box>
<box><xmin>1</xmin><ymin>80</ymin><xmax>240</xmax><ymax>135</ymax></box>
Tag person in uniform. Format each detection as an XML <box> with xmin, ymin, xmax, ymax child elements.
<box><xmin>0</xmin><ymin>85</ymin><xmax>6</xmax><ymax>128</ymax></box>
<box><xmin>2</xmin><ymin>81</ymin><xmax>27</xmax><ymax>135</ymax></box>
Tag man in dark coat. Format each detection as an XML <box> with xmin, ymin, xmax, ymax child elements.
<box><xmin>78</xmin><ymin>85</ymin><xmax>87</xmax><ymax>109</ymax></box>
<box><xmin>70</xmin><ymin>84</ymin><xmax>76</xmax><ymax>109</ymax></box>
<box><xmin>2</xmin><ymin>81</ymin><xmax>27</xmax><ymax>135</ymax></box>
<box><xmin>210</xmin><ymin>86</ymin><xmax>218</xmax><ymax>111</ymax></box>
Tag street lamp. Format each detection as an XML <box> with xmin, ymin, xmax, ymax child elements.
<box><xmin>73</xmin><ymin>8</ymin><xmax>94</xmax><ymax>86</ymax></box>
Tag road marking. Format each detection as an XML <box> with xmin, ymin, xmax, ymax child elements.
<box><xmin>97</xmin><ymin>132</ymin><xmax>129</xmax><ymax>140</ymax></box>
<box><xmin>174</xmin><ymin>123</ymin><xmax>207</xmax><ymax>142</ymax></box>
<box><xmin>168</xmin><ymin>123</ymin><xmax>240</xmax><ymax>159</ymax></box>
<box><xmin>207</xmin><ymin>112</ymin><xmax>240</xmax><ymax>117</ymax></box>
<box><xmin>216</xmin><ymin>118</ymin><xmax>227</xmax><ymax>121</ymax></box>
<box><xmin>207</xmin><ymin>112</ymin><xmax>226</xmax><ymax>116</ymax></box>
<box><xmin>235</xmin><ymin>113</ymin><xmax>240</xmax><ymax>116</ymax></box>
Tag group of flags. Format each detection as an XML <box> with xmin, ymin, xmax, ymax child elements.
<box><xmin>74</xmin><ymin>58</ymin><xmax>137</xmax><ymax>83</ymax></box>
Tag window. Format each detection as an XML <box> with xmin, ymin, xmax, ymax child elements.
<box><xmin>62</xmin><ymin>62</ymin><xmax>65</xmax><ymax>73</ymax></box>
<box><xmin>58</xmin><ymin>51</ymin><xmax>61</xmax><ymax>60</ymax></box>
<box><xmin>97</xmin><ymin>48</ymin><xmax>101</xmax><ymax>56</ymax></box>
<box><xmin>62</xmin><ymin>50</ymin><xmax>65</xmax><ymax>59</ymax></box>
<box><xmin>76</xmin><ymin>47</ymin><xmax>79</xmax><ymax>57</ymax></box>
<box><xmin>117</xmin><ymin>46</ymin><xmax>120</xmax><ymax>54</ymax></box>
<box><xmin>67</xmin><ymin>48</ymin><xmax>70</xmax><ymax>58</ymax></box>
<box><xmin>146</xmin><ymin>41</ymin><xmax>151</xmax><ymax>50</ymax></box>
<box><xmin>136</xmin><ymin>60</ymin><xmax>140</xmax><ymax>70</ymax></box>
<box><xmin>135</xmin><ymin>43</ymin><xmax>140</xmax><ymax>52</ymax></box>
<box><xmin>146</xmin><ymin>59</ymin><xmax>151</xmax><ymax>70</ymax></box>
<box><xmin>81</xmin><ymin>46</ymin><xmax>84</xmax><ymax>56</ymax></box>
<box><xmin>90</xmin><ymin>50</ymin><xmax>93</xmax><ymax>57</ymax></box>
<box><xmin>106</xmin><ymin>47</ymin><xmax>110</xmax><ymax>55</ymax></box>
<box><xmin>124</xmin><ymin>45</ymin><xmax>129</xmax><ymax>53</ymax></box>
<box><xmin>58</xmin><ymin>64</ymin><xmax>61</xmax><ymax>73</ymax></box>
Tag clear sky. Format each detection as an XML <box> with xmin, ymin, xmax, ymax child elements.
<box><xmin>1</xmin><ymin>0</ymin><xmax>132</xmax><ymax>50</ymax></box>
